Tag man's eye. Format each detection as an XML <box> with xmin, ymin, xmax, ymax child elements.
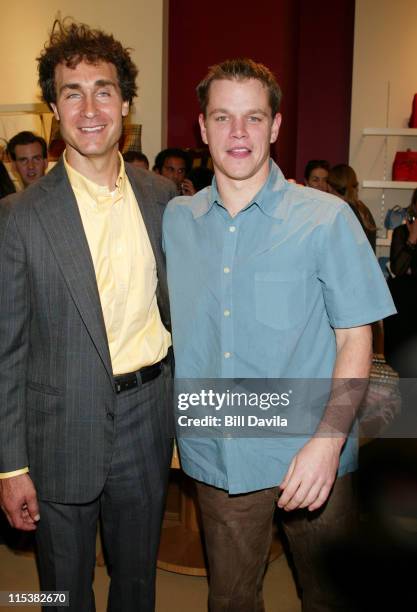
<box><xmin>66</xmin><ymin>93</ymin><xmax>80</xmax><ymax>99</ymax></box>
<box><xmin>215</xmin><ymin>115</ymin><xmax>228</xmax><ymax>122</ymax></box>
<box><xmin>248</xmin><ymin>116</ymin><xmax>261</xmax><ymax>123</ymax></box>
<box><xmin>98</xmin><ymin>90</ymin><xmax>111</xmax><ymax>97</ymax></box>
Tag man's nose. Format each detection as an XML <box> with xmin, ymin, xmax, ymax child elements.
<box><xmin>82</xmin><ymin>94</ymin><xmax>98</xmax><ymax>118</ymax></box>
<box><xmin>231</xmin><ymin>118</ymin><xmax>247</xmax><ymax>138</ymax></box>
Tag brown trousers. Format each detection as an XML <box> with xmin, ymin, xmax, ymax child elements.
<box><xmin>196</xmin><ymin>474</ymin><xmax>357</xmax><ymax>612</ymax></box>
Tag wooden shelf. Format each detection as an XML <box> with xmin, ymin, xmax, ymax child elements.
<box><xmin>0</xmin><ymin>103</ymin><xmax>50</xmax><ymax>113</ymax></box>
<box><xmin>362</xmin><ymin>128</ymin><xmax>417</xmax><ymax>136</ymax></box>
<box><xmin>362</xmin><ymin>180</ymin><xmax>417</xmax><ymax>189</ymax></box>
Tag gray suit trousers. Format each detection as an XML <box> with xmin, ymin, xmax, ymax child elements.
<box><xmin>35</xmin><ymin>365</ymin><xmax>173</xmax><ymax>612</ymax></box>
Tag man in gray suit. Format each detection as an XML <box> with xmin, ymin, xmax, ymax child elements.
<box><xmin>0</xmin><ymin>21</ymin><xmax>175</xmax><ymax>611</ymax></box>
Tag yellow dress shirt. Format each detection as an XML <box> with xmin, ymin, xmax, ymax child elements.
<box><xmin>0</xmin><ymin>154</ymin><xmax>171</xmax><ymax>479</ymax></box>
<box><xmin>64</xmin><ymin>153</ymin><xmax>171</xmax><ymax>375</ymax></box>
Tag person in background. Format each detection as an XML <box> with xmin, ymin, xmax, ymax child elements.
<box><xmin>384</xmin><ymin>188</ymin><xmax>417</xmax><ymax>377</ymax></box>
<box><xmin>327</xmin><ymin>163</ymin><xmax>377</xmax><ymax>252</ymax></box>
<box><xmin>304</xmin><ymin>159</ymin><xmax>330</xmax><ymax>192</ymax></box>
<box><xmin>7</xmin><ymin>131</ymin><xmax>48</xmax><ymax>188</ymax></box>
<box><xmin>180</xmin><ymin>166</ymin><xmax>214</xmax><ymax>196</ymax></box>
<box><xmin>154</xmin><ymin>147</ymin><xmax>192</xmax><ymax>192</ymax></box>
<box><xmin>122</xmin><ymin>150</ymin><xmax>149</xmax><ymax>170</ymax></box>
<box><xmin>0</xmin><ymin>161</ymin><xmax>16</xmax><ymax>199</ymax></box>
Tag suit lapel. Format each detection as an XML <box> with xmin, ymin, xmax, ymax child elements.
<box><xmin>34</xmin><ymin>160</ymin><xmax>113</xmax><ymax>382</ymax></box>
<box><xmin>125</xmin><ymin>165</ymin><xmax>161</xmax><ymax>262</ymax></box>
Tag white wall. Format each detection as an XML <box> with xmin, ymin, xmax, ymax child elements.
<box><xmin>0</xmin><ymin>0</ymin><xmax>166</xmax><ymax>165</ymax></box>
<box><xmin>350</xmin><ymin>0</ymin><xmax>417</xmax><ymax>240</ymax></box>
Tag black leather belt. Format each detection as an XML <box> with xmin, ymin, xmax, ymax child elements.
<box><xmin>114</xmin><ymin>359</ymin><xmax>163</xmax><ymax>394</ymax></box>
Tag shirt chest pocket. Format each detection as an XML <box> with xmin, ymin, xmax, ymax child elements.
<box><xmin>255</xmin><ymin>272</ymin><xmax>306</xmax><ymax>331</ymax></box>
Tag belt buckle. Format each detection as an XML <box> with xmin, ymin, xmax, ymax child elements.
<box><xmin>114</xmin><ymin>373</ymin><xmax>138</xmax><ymax>394</ymax></box>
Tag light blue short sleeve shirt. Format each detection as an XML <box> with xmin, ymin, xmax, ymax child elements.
<box><xmin>163</xmin><ymin>160</ymin><xmax>396</xmax><ymax>494</ymax></box>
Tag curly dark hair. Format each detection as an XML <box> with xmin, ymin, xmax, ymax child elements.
<box><xmin>37</xmin><ymin>19</ymin><xmax>138</xmax><ymax>106</ymax></box>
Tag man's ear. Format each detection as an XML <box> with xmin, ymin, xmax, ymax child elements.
<box><xmin>270</xmin><ymin>113</ymin><xmax>282</xmax><ymax>144</ymax></box>
<box><xmin>50</xmin><ymin>103</ymin><xmax>60</xmax><ymax>122</ymax></box>
<box><xmin>198</xmin><ymin>113</ymin><xmax>208</xmax><ymax>145</ymax></box>
<box><xmin>122</xmin><ymin>100</ymin><xmax>129</xmax><ymax>117</ymax></box>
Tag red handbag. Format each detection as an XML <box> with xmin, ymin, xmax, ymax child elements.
<box><xmin>409</xmin><ymin>94</ymin><xmax>417</xmax><ymax>128</ymax></box>
<box><xmin>392</xmin><ymin>149</ymin><xmax>417</xmax><ymax>181</ymax></box>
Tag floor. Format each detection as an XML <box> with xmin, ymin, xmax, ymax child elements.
<box><xmin>0</xmin><ymin>542</ymin><xmax>301</xmax><ymax>612</ymax></box>
<box><xmin>2</xmin><ymin>439</ymin><xmax>417</xmax><ymax>611</ymax></box>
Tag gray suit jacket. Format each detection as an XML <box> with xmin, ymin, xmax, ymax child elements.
<box><xmin>0</xmin><ymin>160</ymin><xmax>176</xmax><ymax>503</ymax></box>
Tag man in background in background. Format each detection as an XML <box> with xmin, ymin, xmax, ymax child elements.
<box><xmin>304</xmin><ymin>158</ymin><xmax>330</xmax><ymax>192</ymax></box>
<box><xmin>154</xmin><ymin>147</ymin><xmax>191</xmax><ymax>193</ymax></box>
<box><xmin>123</xmin><ymin>150</ymin><xmax>149</xmax><ymax>170</ymax></box>
<box><xmin>7</xmin><ymin>131</ymin><xmax>48</xmax><ymax>188</ymax></box>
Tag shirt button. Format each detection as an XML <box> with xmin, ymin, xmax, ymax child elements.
<box><xmin>224</xmin><ymin>352</ymin><xmax>231</xmax><ymax>359</ymax></box>
<box><xmin>229</xmin><ymin>226</ymin><xmax>236</xmax><ymax>233</ymax></box>
<box><xmin>223</xmin><ymin>267</ymin><xmax>230</xmax><ymax>274</ymax></box>
<box><xmin>224</xmin><ymin>309</ymin><xmax>231</xmax><ymax>317</ymax></box>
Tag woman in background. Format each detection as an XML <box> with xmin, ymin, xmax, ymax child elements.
<box><xmin>327</xmin><ymin>163</ymin><xmax>377</xmax><ymax>252</ymax></box>
<box><xmin>384</xmin><ymin>188</ymin><xmax>417</xmax><ymax>377</ymax></box>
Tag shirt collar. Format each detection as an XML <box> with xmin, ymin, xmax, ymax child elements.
<box><xmin>63</xmin><ymin>151</ymin><xmax>125</xmax><ymax>206</ymax></box>
<box><xmin>192</xmin><ymin>159</ymin><xmax>287</xmax><ymax>219</ymax></box>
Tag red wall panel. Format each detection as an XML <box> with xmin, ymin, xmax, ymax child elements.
<box><xmin>167</xmin><ymin>0</ymin><xmax>299</xmax><ymax>177</ymax></box>
<box><xmin>167</xmin><ymin>0</ymin><xmax>354</xmax><ymax>180</ymax></box>
<box><xmin>295</xmin><ymin>0</ymin><xmax>355</xmax><ymax>180</ymax></box>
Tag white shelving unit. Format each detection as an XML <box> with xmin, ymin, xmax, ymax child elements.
<box><xmin>361</xmin><ymin>127</ymin><xmax>417</xmax><ymax>250</ymax></box>
<box><xmin>363</xmin><ymin>180</ymin><xmax>417</xmax><ymax>189</ymax></box>
<box><xmin>362</xmin><ymin>128</ymin><xmax>417</xmax><ymax>137</ymax></box>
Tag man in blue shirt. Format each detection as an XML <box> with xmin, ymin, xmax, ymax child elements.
<box><xmin>163</xmin><ymin>59</ymin><xmax>395</xmax><ymax>611</ymax></box>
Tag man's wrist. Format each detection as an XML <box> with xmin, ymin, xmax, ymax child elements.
<box><xmin>312</xmin><ymin>431</ymin><xmax>346</xmax><ymax>452</ymax></box>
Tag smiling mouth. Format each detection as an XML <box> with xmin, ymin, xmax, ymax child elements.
<box><xmin>79</xmin><ymin>125</ymin><xmax>106</xmax><ymax>133</ymax></box>
<box><xmin>227</xmin><ymin>147</ymin><xmax>251</xmax><ymax>157</ymax></box>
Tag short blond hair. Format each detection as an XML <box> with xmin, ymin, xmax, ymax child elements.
<box><xmin>196</xmin><ymin>58</ymin><xmax>282</xmax><ymax>117</ymax></box>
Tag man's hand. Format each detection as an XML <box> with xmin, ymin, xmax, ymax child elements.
<box><xmin>277</xmin><ymin>325</ymin><xmax>371</xmax><ymax>513</ymax></box>
<box><xmin>277</xmin><ymin>436</ymin><xmax>344</xmax><ymax>512</ymax></box>
<box><xmin>0</xmin><ymin>474</ymin><xmax>39</xmax><ymax>531</ymax></box>
<box><xmin>181</xmin><ymin>178</ymin><xmax>197</xmax><ymax>196</ymax></box>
